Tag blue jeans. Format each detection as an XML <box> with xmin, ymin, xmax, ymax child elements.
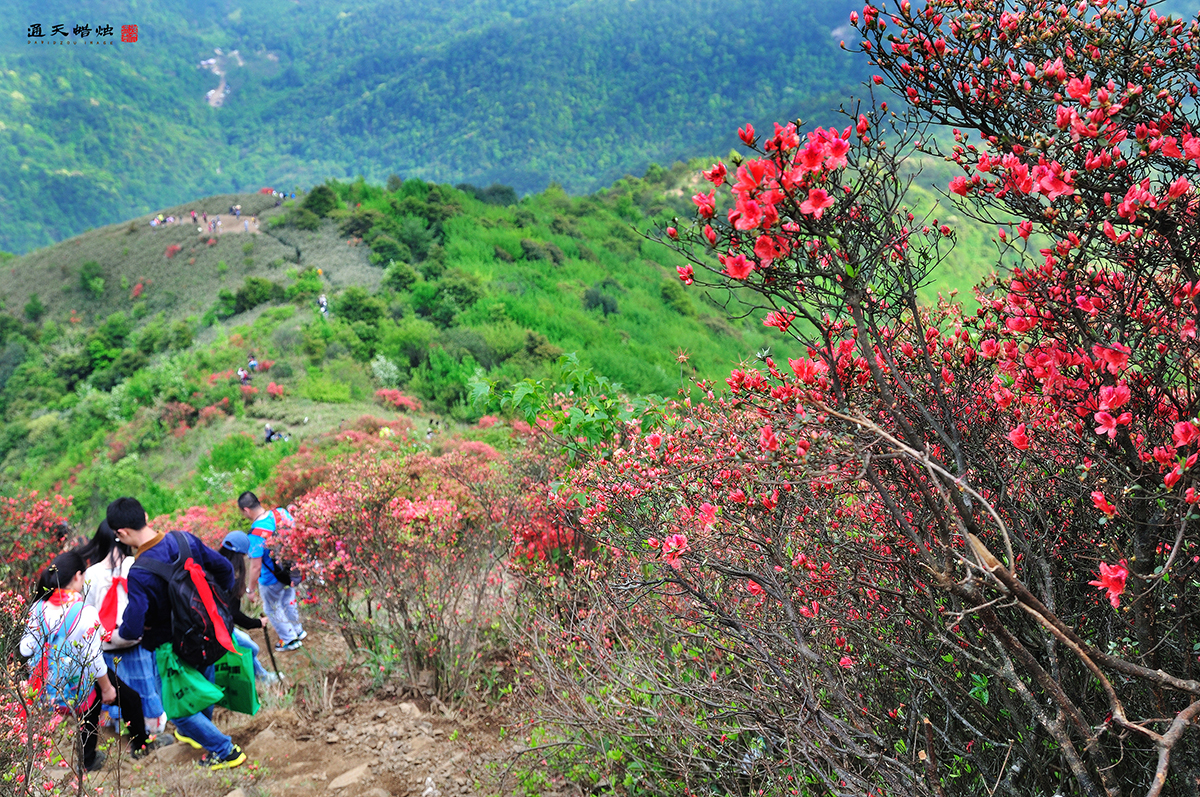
<box><xmin>260</xmin><ymin>581</ymin><xmax>303</xmax><ymax>643</ymax></box>
<box><xmin>232</xmin><ymin>628</ymin><xmax>269</xmax><ymax>679</ymax></box>
<box><xmin>152</xmin><ymin>652</ymin><xmax>233</xmax><ymax>759</ymax></box>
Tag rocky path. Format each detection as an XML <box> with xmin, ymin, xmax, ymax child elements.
<box><xmin>58</xmin><ymin>625</ymin><xmax>532</xmax><ymax>797</ymax></box>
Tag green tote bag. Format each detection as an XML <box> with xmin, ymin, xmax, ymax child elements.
<box><xmin>214</xmin><ymin>644</ymin><xmax>260</xmax><ymax>715</ymax></box>
<box><xmin>156</xmin><ymin>645</ymin><xmax>224</xmax><ymax>719</ymax></box>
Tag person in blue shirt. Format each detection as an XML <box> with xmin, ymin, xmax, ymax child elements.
<box><xmin>237</xmin><ymin>491</ymin><xmax>306</xmax><ymax>651</ymax></box>
<box><xmin>107</xmin><ymin>497</ymin><xmax>246</xmax><ymax>771</ymax></box>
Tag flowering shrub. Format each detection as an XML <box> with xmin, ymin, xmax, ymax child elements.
<box><xmin>269</xmin><ymin>446</ymin><xmax>331</xmax><ymax>507</ymax></box>
<box><xmin>266</xmin><ymin>381</ymin><xmax>284</xmax><ymax>399</ymax></box>
<box><xmin>0</xmin><ymin>492</ymin><xmax>73</xmax><ymax>592</ymax></box>
<box><xmin>0</xmin><ymin>590</ymin><xmax>62</xmax><ymax>796</ymax></box>
<box><xmin>281</xmin><ymin>449</ymin><xmax>487</xmax><ymax>696</ymax></box>
<box><xmin>258</xmin><ymin>359</ymin><xmax>274</xmax><ymax>372</ymax></box>
<box><xmin>164</xmin><ymin>244</ymin><xmax>182</xmax><ymax>259</ymax></box>
<box><xmin>160</xmin><ymin>401</ymin><xmax>197</xmax><ymax>432</ymax></box>
<box><xmin>197</xmin><ymin>398</ymin><xmax>232</xmax><ymax>426</ymax></box>
<box><xmin>150</xmin><ymin>504</ymin><xmax>240</xmax><ymax>550</ymax></box>
<box><xmin>240</xmin><ymin>384</ymin><xmax>259</xmax><ymax>403</ymax></box>
<box><xmin>278</xmin><ymin>440</ymin><xmax>563</xmax><ymax>700</ymax></box>
<box><xmin>506</xmin><ymin>2</ymin><xmax>1200</xmax><ymax>794</ymax></box>
<box><xmin>375</xmin><ymin>388</ymin><xmax>422</xmax><ymax>412</ymax></box>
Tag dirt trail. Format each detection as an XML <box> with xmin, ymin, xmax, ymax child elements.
<box><xmin>54</xmin><ymin>624</ymin><xmax>530</xmax><ymax>797</ymax></box>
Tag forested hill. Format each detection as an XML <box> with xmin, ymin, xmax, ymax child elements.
<box><xmin>0</xmin><ymin>166</ymin><xmax>795</xmax><ymax>518</ymax></box>
<box><xmin>0</xmin><ymin>0</ymin><xmax>862</xmax><ymax>254</ymax></box>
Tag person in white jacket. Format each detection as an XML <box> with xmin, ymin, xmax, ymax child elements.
<box><xmin>22</xmin><ymin>549</ymin><xmax>171</xmax><ymax>773</ymax></box>
<box><xmin>82</xmin><ymin>522</ymin><xmax>167</xmax><ymax>734</ymax></box>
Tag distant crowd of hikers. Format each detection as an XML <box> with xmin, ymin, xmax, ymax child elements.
<box><xmin>149</xmin><ymin>205</ymin><xmax>262</xmax><ymax>234</ymax></box>
<box><xmin>21</xmin><ymin>492</ymin><xmax>306</xmax><ymax>775</ymax></box>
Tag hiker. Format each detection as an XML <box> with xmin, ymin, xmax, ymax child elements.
<box><xmin>106</xmin><ymin>497</ymin><xmax>246</xmax><ymax>771</ymax></box>
<box><xmin>22</xmin><ymin>548</ymin><xmax>172</xmax><ymax>774</ymax></box>
<box><xmin>238</xmin><ymin>492</ymin><xmax>306</xmax><ymax>652</ymax></box>
<box><xmin>203</xmin><ymin>211</ymin><xmax>208</xmax><ymax>223</ymax></box>
<box><xmin>191</xmin><ymin>210</ymin><xmax>197</xmax><ymax>223</ymax></box>
<box><xmin>243</xmin><ymin>218</ymin><xmax>249</xmax><ymax>232</ymax></box>
<box><xmin>237</xmin><ymin>367</ymin><xmax>251</xmax><ymax>385</ymax></box>
<box><xmin>318</xmin><ymin>294</ymin><xmax>328</xmax><ymax>317</ymax></box>
<box><xmin>217</xmin><ymin>532</ymin><xmax>280</xmax><ymax>685</ymax></box>
<box><xmin>247</xmin><ymin>354</ymin><xmax>258</xmax><ymax>372</ymax></box>
<box><xmin>235</xmin><ymin>205</ymin><xmax>241</xmax><ymax>218</ymax></box>
<box><xmin>263</xmin><ymin>423</ymin><xmax>275</xmax><ymax>444</ymax></box>
<box><xmin>82</xmin><ymin>522</ymin><xmax>167</xmax><ymax>736</ymax></box>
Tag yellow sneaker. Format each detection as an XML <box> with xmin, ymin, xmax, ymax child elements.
<box><xmin>201</xmin><ymin>744</ymin><xmax>246</xmax><ymax>771</ymax></box>
<box><xmin>173</xmin><ymin>729</ymin><xmax>202</xmax><ymax>749</ymax></box>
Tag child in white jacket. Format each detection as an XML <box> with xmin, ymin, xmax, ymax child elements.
<box><xmin>23</xmin><ymin>549</ymin><xmax>170</xmax><ymax>772</ymax></box>
<box><xmin>82</xmin><ymin>523</ymin><xmax>167</xmax><ymax>734</ymax></box>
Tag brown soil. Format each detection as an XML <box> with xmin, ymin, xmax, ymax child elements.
<box><xmin>43</xmin><ymin>624</ymin><xmax>534</xmax><ymax>797</ymax></box>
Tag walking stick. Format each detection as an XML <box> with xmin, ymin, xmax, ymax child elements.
<box><xmin>262</xmin><ymin>624</ymin><xmax>282</xmax><ymax>679</ymax></box>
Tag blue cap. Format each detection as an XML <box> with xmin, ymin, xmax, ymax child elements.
<box><xmin>221</xmin><ymin>530</ymin><xmax>250</xmax><ymax>554</ymax></box>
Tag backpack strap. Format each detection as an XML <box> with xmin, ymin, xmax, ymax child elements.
<box><xmin>131</xmin><ymin>531</ymin><xmax>188</xmax><ymax>579</ymax></box>
<box><xmin>131</xmin><ymin>556</ymin><xmax>172</xmax><ymax>580</ymax></box>
<box><xmin>56</xmin><ymin>602</ymin><xmax>85</xmax><ymax>643</ymax></box>
<box><xmin>166</xmin><ymin>530</ymin><xmax>192</xmax><ymax>562</ymax></box>
<box><xmin>33</xmin><ymin>600</ymin><xmax>49</xmax><ymax>639</ymax></box>
<box><xmin>36</xmin><ymin>599</ymin><xmax>85</xmax><ymax>643</ymax></box>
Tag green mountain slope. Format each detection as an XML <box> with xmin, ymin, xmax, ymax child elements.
<box><xmin>1</xmin><ymin>0</ymin><xmax>862</xmax><ymax>254</ymax></box>
<box><xmin>0</xmin><ymin>167</ymin><xmax>772</xmax><ymax>515</ymax></box>
<box><xmin>0</xmin><ymin>158</ymin><xmax>1003</xmax><ymax>523</ymax></box>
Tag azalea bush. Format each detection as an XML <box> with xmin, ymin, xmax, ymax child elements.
<box><xmin>278</xmin><ymin>437</ymin><xmax>565</xmax><ymax>701</ymax></box>
<box><xmin>515</xmin><ymin>1</ymin><xmax>1200</xmax><ymax>795</ymax></box>
<box><xmin>0</xmin><ymin>492</ymin><xmax>74</xmax><ymax>593</ymax></box>
<box><xmin>375</xmin><ymin>388</ymin><xmax>422</xmax><ymax>413</ymax></box>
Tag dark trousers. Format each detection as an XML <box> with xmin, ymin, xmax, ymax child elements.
<box><xmin>80</xmin><ymin>668</ymin><xmax>147</xmax><ymax>767</ymax></box>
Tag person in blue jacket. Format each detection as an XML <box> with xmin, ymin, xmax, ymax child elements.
<box><xmin>106</xmin><ymin>497</ymin><xmax>246</xmax><ymax>771</ymax></box>
<box><xmin>237</xmin><ymin>491</ymin><xmax>306</xmax><ymax>652</ymax></box>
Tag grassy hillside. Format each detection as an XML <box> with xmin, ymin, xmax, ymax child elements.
<box><xmin>0</xmin><ymin>156</ymin><xmax>1004</xmax><ymax>527</ymax></box>
<box><xmin>0</xmin><ymin>0</ymin><xmax>863</xmax><ymax>254</ymax></box>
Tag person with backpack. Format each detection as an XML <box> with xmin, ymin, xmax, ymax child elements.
<box><xmin>82</xmin><ymin>521</ymin><xmax>168</xmax><ymax>736</ymax></box>
<box><xmin>237</xmin><ymin>492</ymin><xmax>305</xmax><ymax>652</ymax></box>
<box><xmin>21</xmin><ymin>550</ymin><xmax>172</xmax><ymax>773</ymax></box>
<box><xmin>218</xmin><ymin>531</ymin><xmax>280</xmax><ymax>684</ymax></box>
<box><xmin>106</xmin><ymin>497</ymin><xmax>246</xmax><ymax>771</ymax></box>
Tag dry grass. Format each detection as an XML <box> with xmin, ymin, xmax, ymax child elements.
<box><xmin>0</xmin><ymin>192</ymin><xmax>380</xmax><ymax>330</ymax></box>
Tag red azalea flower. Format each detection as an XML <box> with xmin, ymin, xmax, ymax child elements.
<box><xmin>1089</xmin><ymin>560</ymin><xmax>1129</xmax><ymax>608</ymax></box>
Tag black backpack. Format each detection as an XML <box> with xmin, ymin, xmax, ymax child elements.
<box><xmin>261</xmin><ymin>508</ymin><xmax>302</xmax><ymax>586</ymax></box>
<box><xmin>132</xmin><ymin>531</ymin><xmax>237</xmax><ymax>669</ymax></box>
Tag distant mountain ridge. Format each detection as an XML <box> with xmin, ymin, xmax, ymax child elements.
<box><xmin>0</xmin><ymin>0</ymin><xmax>863</xmax><ymax>255</ymax></box>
